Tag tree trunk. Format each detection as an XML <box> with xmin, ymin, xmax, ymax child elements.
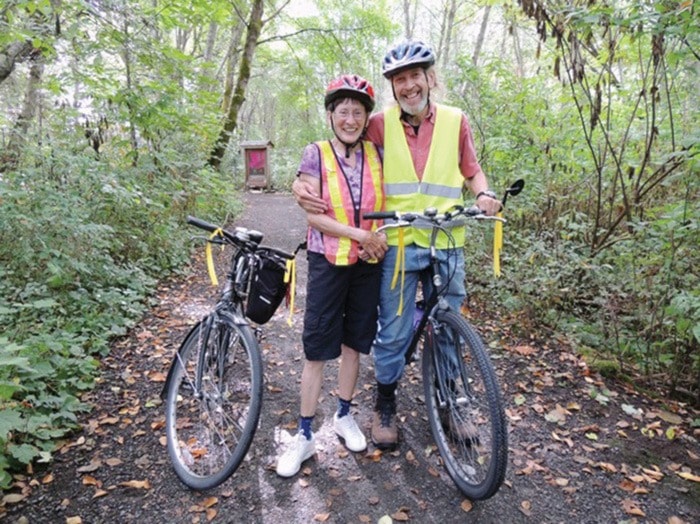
<box><xmin>441</xmin><ymin>0</ymin><xmax>458</xmax><ymax>69</ymax></box>
<box><xmin>472</xmin><ymin>5</ymin><xmax>491</xmax><ymax>66</ymax></box>
<box><xmin>401</xmin><ymin>0</ymin><xmax>417</xmax><ymax>39</ymax></box>
<box><xmin>512</xmin><ymin>23</ymin><xmax>524</xmax><ymax>77</ymax></box>
<box><xmin>0</xmin><ymin>41</ymin><xmax>34</xmax><ymax>85</ymax></box>
<box><xmin>221</xmin><ymin>21</ymin><xmax>246</xmax><ymax>115</ymax></box>
<box><xmin>121</xmin><ymin>21</ymin><xmax>139</xmax><ymax>166</ymax></box>
<box><xmin>0</xmin><ymin>58</ymin><xmax>44</xmax><ymax>171</ymax></box>
<box><xmin>208</xmin><ymin>0</ymin><xmax>265</xmax><ymax>170</ymax></box>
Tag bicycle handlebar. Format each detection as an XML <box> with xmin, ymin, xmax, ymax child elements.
<box><xmin>364</xmin><ymin>205</ymin><xmax>504</xmax><ymax>226</ymax></box>
<box><xmin>186</xmin><ymin>215</ymin><xmax>294</xmax><ymax>260</ymax></box>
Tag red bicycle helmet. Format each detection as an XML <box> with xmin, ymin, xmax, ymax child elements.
<box><xmin>324</xmin><ymin>74</ymin><xmax>376</xmax><ymax>112</ymax></box>
<box><xmin>382</xmin><ymin>40</ymin><xmax>436</xmax><ymax>78</ymax></box>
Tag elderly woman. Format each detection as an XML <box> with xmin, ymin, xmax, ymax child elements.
<box><xmin>276</xmin><ymin>74</ymin><xmax>387</xmax><ymax>478</ymax></box>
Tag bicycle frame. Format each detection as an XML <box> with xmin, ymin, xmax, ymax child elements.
<box><xmin>372</xmin><ymin>206</ymin><xmax>503</xmax><ymax>365</ymax></box>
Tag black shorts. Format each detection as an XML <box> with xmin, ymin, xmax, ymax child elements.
<box><xmin>303</xmin><ymin>252</ymin><xmax>382</xmax><ymax>361</ymax></box>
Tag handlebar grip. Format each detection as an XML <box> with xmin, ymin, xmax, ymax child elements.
<box><xmin>187</xmin><ymin>215</ymin><xmax>220</xmax><ymax>233</ymax></box>
<box><xmin>363</xmin><ymin>211</ymin><xmax>397</xmax><ymax>220</ymax></box>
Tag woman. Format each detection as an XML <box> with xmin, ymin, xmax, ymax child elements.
<box><xmin>276</xmin><ymin>74</ymin><xmax>387</xmax><ymax>478</ymax></box>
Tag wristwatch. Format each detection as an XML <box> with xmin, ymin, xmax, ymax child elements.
<box><xmin>476</xmin><ymin>190</ymin><xmax>497</xmax><ymax>200</ymax></box>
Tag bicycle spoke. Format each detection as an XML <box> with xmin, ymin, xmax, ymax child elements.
<box><xmin>423</xmin><ymin>310</ymin><xmax>507</xmax><ymax>500</ymax></box>
<box><xmin>164</xmin><ymin>317</ymin><xmax>262</xmax><ymax>489</ymax></box>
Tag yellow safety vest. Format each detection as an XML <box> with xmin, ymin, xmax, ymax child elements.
<box><xmin>316</xmin><ymin>140</ymin><xmax>384</xmax><ymax>265</ymax></box>
<box><xmin>383</xmin><ymin>104</ymin><xmax>465</xmax><ymax>248</ymax></box>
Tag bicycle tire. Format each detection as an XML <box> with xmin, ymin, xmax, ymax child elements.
<box><xmin>422</xmin><ymin>309</ymin><xmax>508</xmax><ymax>500</ymax></box>
<box><xmin>164</xmin><ymin>312</ymin><xmax>262</xmax><ymax>490</ymax></box>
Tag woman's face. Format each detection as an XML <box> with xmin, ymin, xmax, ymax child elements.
<box><xmin>329</xmin><ymin>98</ymin><xmax>368</xmax><ymax>144</ymax></box>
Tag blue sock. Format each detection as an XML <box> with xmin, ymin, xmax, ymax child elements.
<box><xmin>337</xmin><ymin>397</ymin><xmax>352</xmax><ymax>418</ymax></box>
<box><xmin>299</xmin><ymin>415</ymin><xmax>314</xmax><ymax>440</ymax></box>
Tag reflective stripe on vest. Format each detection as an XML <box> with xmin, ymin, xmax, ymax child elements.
<box><xmin>317</xmin><ymin>140</ymin><xmax>384</xmax><ymax>266</ymax></box>
<box><xmin>383</xmin><ymin>104</ymin><xmax>466</xmax><ymax>248</ymax></box>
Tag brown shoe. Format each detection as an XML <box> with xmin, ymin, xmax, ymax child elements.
<box><xmin>371</xmin><ymin>407</ymin><xmax>398</xmax><ymax>450</ymax></box>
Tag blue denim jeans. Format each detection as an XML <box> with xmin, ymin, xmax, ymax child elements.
<box><xmin>372</xmin><ymin>244</ymin><xmax>466</xmax><ymax>385</ymax></box>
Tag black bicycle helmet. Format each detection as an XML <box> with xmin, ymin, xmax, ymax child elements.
<box><xmin>324</xmin><ymin>74</ymin><xmax>376</xmax><ymax>112</ymax></box>
<box><xmin>382</xmin><ymin>40</ymin><xmax>436</xmax><ymax>78</ymax></box>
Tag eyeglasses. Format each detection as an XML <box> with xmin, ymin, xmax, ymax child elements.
<box><xmin>333</xmin><ymin>109</ymin><xmax>366</xmax><ymax>121</ymax></box>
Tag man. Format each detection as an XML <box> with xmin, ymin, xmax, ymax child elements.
<box><xmin>293</xmin><ymin>40</ymin><xmax>500</xmax><ymax>449</ymax></box>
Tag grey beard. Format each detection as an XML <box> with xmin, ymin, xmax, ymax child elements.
<box><xmin>399</xmin><ymin>96</ymin><xmax>428</xmax><ymax>116</ymax></box>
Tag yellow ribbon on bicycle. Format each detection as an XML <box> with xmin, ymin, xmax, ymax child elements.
<box><xmin>285</xmin><ymin>258</ymin><xmax>296</xmax><ymax>326</ymax></box>
<box><xmin>390</xmin><ymin>228</ymin><xmax>406</xmax><ymax>315</ymax></box>
<box><xmin>493</xmin><ymin>213</ymin><xmax>503</xmax><ymax>277</ymax></box>
<box><xmin>205</xmin><ymin>228</ymin><xmax>225</xmax><ymax>286</ymax></box>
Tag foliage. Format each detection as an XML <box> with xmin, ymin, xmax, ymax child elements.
<box><xmin>1</xmin><ymin>0</ymin><xmax>698</xmax><ymax>490</ymax></box>
<box><xmin>454</xmin><ymin>2</ymin><xmax>699</xmax><ymax>401</ymax></box>
<box><xmin>0</xmin><ymin>142</ymin><xmax>241</xmax><ymax>487</ymax></box>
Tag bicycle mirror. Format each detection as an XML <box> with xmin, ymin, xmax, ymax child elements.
<box><xmin>502</xmin><ymin>179</ymin><xmax>525</xmax><ymax>206</ymax></box>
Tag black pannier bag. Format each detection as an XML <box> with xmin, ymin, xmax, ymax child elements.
<box><xmin>245</xmin><ymin>251</ymin><xmax>288</xmax><ymax>324</ymax></box>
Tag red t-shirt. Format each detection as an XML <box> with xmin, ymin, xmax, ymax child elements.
<box><xmin>364</xmin><ymin>103</ymin><xmax>483</xmax><ymax>182</ymax></box>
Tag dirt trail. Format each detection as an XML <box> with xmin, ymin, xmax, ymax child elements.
<box><xmin>3</xmin><ymin>191</ymin><xmax>699</xmax><ymax>524</ymax></box>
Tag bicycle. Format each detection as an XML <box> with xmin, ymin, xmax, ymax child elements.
<box><xmin>161</xmin><ymin>216</ymin><xmax>296</xmax><ymax>490</ymax></box>
<box><xmin>364</xmin><ymin>179</ymin><xmax>524</xmax><ymax>501</ymax></box>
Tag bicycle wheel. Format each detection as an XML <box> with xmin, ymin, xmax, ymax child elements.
<box><xmin>422</xmin><ymin>309</ymin><xmax>507</xmax><ymax>500</ymax></box>
<box><xmin>164</xmin><ymin>312</ymin><xmax>263</xmax><ymax>490</ymax></box>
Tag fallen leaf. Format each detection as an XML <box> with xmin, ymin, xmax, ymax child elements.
<box><xmin>105</xmin><ymin>458</ymin><xmax>123</xmax><ymax>467</ymax></box>
<box><xmin>3</xmin><ymin>493</ymin><xmax>26</xmax><ymax>504</ymax></box>
<box><xmin>206</xmin><ymin>508</ymin><xmax>217</xmax><ymax>522</ymax></box>
<box><xmin>621</xmin><ymin>498</ymin><xmax>645</xmax><ymax>517</ymax></box>
<box><xmin>654</xmin><ymin>410</ymin><xmax>683</xmax><ymax>425</ymax></box>
<box><xmin>119</xmin><ymin>479</ymin><xmax>152</xmax><ymax>489</ymax></box>
<box><xmin>82</xmin><ymin>475</ymin><xmax>101</xmax><ymax>487</ymax></box>
<box><xmin>512</xmin><ymin>345</ymin><xmax>537</xmax><ymax>356</ymax></box>
<box><xmin>148</xmin><ymin>371</ymin><xmax>167</xmax><ymax>382</ymax></box>
<box><xmin>460</xmin><ymin>499</ymin><xmax>473</xmax><ymax>512</ymax></box>
<box><xmin>598</xmin><ymin>462</ymin><xmax>617</xmax><ymax>473</ymax></box>
<box><xmin>66</xmin><ymin>517</ymin><xmax>83</xmax><ymax>524</ymax></box>
<box><xmin>202</xmin><ymin>497</ymin><xmax>218</xmax><ymax>508</ymax></box>
<box><xmin>391</xmin><ymin>510</ymin><xmax>410</xmax><ymax>521</ymax></box>
<box><xmin>313</xmin><ymin>513</ymin><xmax>330</xmax><ymax>522</ymax></box>
<box><xmin>93</xmin><ymin>489</ymin><xmax>109</xmax><ymax>499</ymax></box>
<box><xmin>676</xmin><ymin>471</ymin><xmax>700</xmax><ymax>483</ymax></box>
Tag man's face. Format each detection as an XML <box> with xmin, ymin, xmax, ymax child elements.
<box><xmin>390</xmin><ymin>67</ymin><xmax>433</xmax><ymax>116</ymax></box>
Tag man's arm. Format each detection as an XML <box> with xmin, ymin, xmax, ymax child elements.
<box><xmin>459</xmin><ymin>114</ymin><xmax>501</xmax><ymax>216</ymax></box>
<box><xmin>299</xmin><ymin>174</ymin><xmax>387</xmax><ymax>260</ymax></box>
<box><xmin>292</xmin><ymin>177</ymin><xmax>327</xmax><ymax>214</ymax></box>
<box><xmin>465</xmin><ymin>171</ymin><xmax>501</xmax><ymax>216</ymax></box>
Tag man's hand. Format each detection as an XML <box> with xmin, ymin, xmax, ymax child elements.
<box><xmin>292</xmin><ymin>178</ymin><xmax>327</xmax><ymax>214</ymax></box>
<box><xmin>476</xmin><ymin>194</ymin><xmax>502</xmax><ymax>216</ymax></box>
<box><xmin>359</xmin><ymin>231</ymin><xmax>388</xmax><ymax>261</ymax></box>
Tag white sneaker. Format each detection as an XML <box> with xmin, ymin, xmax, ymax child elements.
<box><xmin>333</xmin><ymin>413</ymin><xmax>367</xmax><ymax>452</ymax></box>
<box><xmin>276</xmin><ymin>433</ymin><xmax>316</xmax><ymax>478</ymax></box>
